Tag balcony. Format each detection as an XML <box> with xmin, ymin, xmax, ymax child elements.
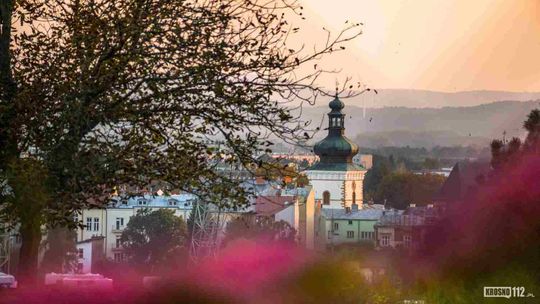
<box><xmin>111</xmin><ymin>225</ymin><xmax>125</xmax><ymax>234</ymax></box>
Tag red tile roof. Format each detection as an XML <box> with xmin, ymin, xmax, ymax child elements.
<box><xmin>255</xmin><ymin>195</ymin><xmax>296</xmax><ymax>216</ymax></box>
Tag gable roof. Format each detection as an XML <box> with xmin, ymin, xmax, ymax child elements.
<box><xmin>254</xmin><ymin>195</ymin><xmax>296</xmax><ymax>216</ymax></box>
<box><xmin>434</xmin><ymin>160</ymin><xmax>491</xmax><ymax>203</ymax></box>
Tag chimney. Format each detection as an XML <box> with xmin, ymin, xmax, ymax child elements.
<box><xmin>351</xmin><ymin>203</ymin><xmax>359</xmax><ymax>212</ymax></box>
<box><xmin>345</xmin><ymin>206</ymin><xmax>351</xmax><ymax>214</ymax></box>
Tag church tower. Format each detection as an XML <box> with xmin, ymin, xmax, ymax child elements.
<box><xmin>305</xmin><ymin>96</ymin><xmax>366</xmax><ymax>209</ymax></box>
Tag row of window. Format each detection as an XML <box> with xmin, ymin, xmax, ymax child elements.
<box><xmin>379</xmin><ymin>234</ymin><xmax>412</xmax><ymax>247</ymax></box>
<box><xmin>86</xmin><ymin>217</ymin><xmax>100</xmax><ymax>231</ymax></box>
<box><xmin>322</xmin><ymin>191</ymin><xmax>357</xmax><ymax>205</ymax></box>
<box><xmin>330</xmin><ymin>117</ymin><xmax>344</xmax><ymax>127</ymax></box>
<box><xmin>86</xmin><ymin>217</ymin><xmax>127</xmax><ymax>231</ymax></box>
<box><xmin>114</xmin><ymin>252</ymin><xmax>128</xmax><ymax>262</ymax></box>
<box><xmin>327</xmin><ymin>229</ymin><xmax>375</xmax><ymax>240</ymax></box>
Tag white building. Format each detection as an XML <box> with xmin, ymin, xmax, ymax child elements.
<box><xmin>305</xmin><ymin>96</ymin><xmax>367</xmax><ymax>209</ymax></box>
<box><xmin>76</xmin><ymin>194</ymin><xmax>195</xmax><ymax>261</ymax></box>
<box><xmin>75</xmin><ymin>236</ymin><xmax>105</xmax><ymax>274</ymax></box>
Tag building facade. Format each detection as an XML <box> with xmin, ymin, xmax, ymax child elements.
<box><xmin>76</xmin><ymin>194</ymin><xmax>195</xmax><ymax>261</ymax></box>
<box><xmin>319</xmin><ymin>206</ymin><xmax>383</xmax><ymax>247</ymax></box>
<box><xmin>305</xmin><ymin>96</ymin><xmax>367</xmax><ymax>209</ymax></box>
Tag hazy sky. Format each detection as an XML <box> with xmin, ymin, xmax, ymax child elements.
<box><xmin>299</xmin><ymin>0</ymin><xmax>540</xmax><ymax>92</ymax></box>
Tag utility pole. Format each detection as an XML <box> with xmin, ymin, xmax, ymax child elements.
<box><xmin>0</xmin><ymin>227</ymin><xmax>10</xmax><ymax>274</ymax></box>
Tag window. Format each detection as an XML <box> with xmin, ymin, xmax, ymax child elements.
<box><xmin>114</xmin><ymin>253</ymin><xmax>123</xmax><ymax>262</ymax></box>
<box><xmin>381</xmin><ymin>234</ymin><xmax>391</xmax><ymax>247</ymax></box>
<box><xmin>361</xmin><ymin>231</ymin><xmax>375</xmax><ymax>240</ymax></box>
<box><xmin>78</xmin><ymin>248</ymin><xmax>84</xmax><ymax>258</ymax></box>
<box><xmin>327</xmin><ymin>231</ymin><xmax>332</xmax><ymax>239</ymax></box>
<box><xmin>403</xmin><ymin>235</ymin><xmax>412</xmax><ymax>248</ymax></box>
<box><xmin>352</xmin><ymin>191</ymin><xmax>356</xmax><ymax>205</ymax></box>
<box><xmin>348</xmin><ymin>220</ymin><xmax>353</xmax><ymax>225</ymax></box>
<box><xmin>347</xmin><ymin>231</ymin><xmax>354</xmax><ymax>238</ymax></box>
<box><xmin>116</xmin><ymin>238</ymin><xmax>122</xmax><ymax>249</ymax></box>
<box><xmin>77</xmin><ymin>263</ymin><xmax>83</xmax><ymax>273</ymax></box>
<box><xmin>168</xmin><ymin>199</ymin><xmax>178</xmax><ymax>206</ymax></box>
<box><xmin>333</xmin><ymin>222</ymin><xmax>339</xmax><ymax>231</ymax></box>
<box><xmin>323</xmin><ymin>191</ymin><xmax>330</xmax><ymax>205</ymax></box>
<box><xmin>86</xmin><ymin>217</ymin><xmax>92</xmax><ymax>231</ymax></box>
<box><xmin>93</xmin><ymin>217</ymin><xmax>99</xmax><ymax>231</ymax></box>
<box><xmin>138</xmin><ymin>199</ymin><xmax>147</xmax><ymax>205</ymax></box>
<box><xmin>115</xmin><ymin>217</ymin><xmax>124</xmax><ymax>230</ymax></box>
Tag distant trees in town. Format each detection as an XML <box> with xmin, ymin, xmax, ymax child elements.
<box><xmin>224</xmin><ymin>215</ymin><xmax>296</xmax><ymax>245</ymax></box>
<box><xmin>0</xmin><ymin>0</ymin><xmax>361</xmax><ymax>283</ymax></box>
<box><xmin>372</xmin><ymin>172</ymin><xmax>446</xmax><ymax>209</ymax></box>
<box><xmin>121</xmin><ymin>209</ymin><xmax>188</xmax><ymax>272</ymax></box>
<box><xmin>491</xmin><ymin>109</ymin><xmax>540</xmax><ymax>171</ymax></box>
<box><xmin>363</xmin><ymin>154</ymin><xmax>393</xmax><ymax>203</ymax></box>
<box><xmin>255</xmin><ymin>160</ymin><xmax>310</xmax><ymax>187</ymax></box>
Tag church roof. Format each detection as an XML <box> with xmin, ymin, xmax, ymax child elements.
<box><xmin>328</xmin><ymin>96</ymin><xmax>345</xmax><ymax>111</ymax></box>
<box><xmin>434</xmin><ymin>160</ymin><xmax>491</xmax><ymax>202</ymax></box>
<box><xmin>309</xmin><ymin>96</ymin><xmax>360</xmax><ymax>171</ymax></box>
<box><xmin>308</xmin><ymin>162</ymin><xmax>364</xmax><ymax>171</ymax></box>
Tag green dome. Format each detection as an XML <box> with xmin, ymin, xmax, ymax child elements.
<box><xmin>313</xmin><ymin>132</ymin><xmax>359</xmax><ymax>163</ymax></box>
<box><xmin>329</xmin><ymin>96</ymin><xmax>345</xmax><ymax>111</ymax></box>
<box><xmin>310</xmin><ymin>96</ymin><xmax>360</xmax><ymax>168</ymax></box>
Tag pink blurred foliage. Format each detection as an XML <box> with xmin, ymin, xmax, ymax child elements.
<box><xmin>409</xmin><ymin>154</ymin><xmax>540</xmax><ymax>280</ymax></box>
<box><xmin>1</xmin><ymin>239</ymin><xmax>311</xmax><ymax>304</ymax></box>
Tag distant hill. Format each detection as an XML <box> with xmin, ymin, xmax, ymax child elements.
<box><xmin>342</xmin><ymin>89</ymin><xmax>540</xmax><ymax>108</ymax></box>
<box><xmin>299</xmin><ymin>100</ymin><xmax>539</xmax><ymax>148</ymax></box>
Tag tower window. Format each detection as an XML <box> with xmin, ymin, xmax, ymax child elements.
<box><xmin>352</xmin><ymin>191</ymin><xmax>356</xmax><ymax>205</ymax></box>
<box><xmin>323</xmin><ymin>191</ymin><xmax>330</xmax><ymax>205</ymax></box>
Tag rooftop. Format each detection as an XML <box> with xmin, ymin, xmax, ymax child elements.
<box><xmin>109</xmin><ymin>193</ymin><xmax>196</xmax><ymax>209</ymax></box>
<box><xmin>321</xmin><ymin>208</ymin><xmax>384</xmax><ymax>220</ymax></box>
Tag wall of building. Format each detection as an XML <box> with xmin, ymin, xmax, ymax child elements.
<box><xmin>76</xmin><ymin>242</ymin><xmax>92</xmax><ymax>274</ymax></box>
<box><xmin>306</xmin><ymin>170</ymin><xmax>365</xmax><ymax>209</ymax></box>
<box><xmin>297</xmin><ymin>188</ymin><xmax>316</xmax><ymax>250</ymax></box>
<box><xmin>77</xmin><ymin>204</ymin><xmax>193</xmax><ymax>260</ymax></box>
<box><xmin>275</xmin><ymin>204</ymin><xmax>299</xmax><ymax>231</ymax></box>
<box><xmin>323</xmin><ymin>218</ymin><xmax>378</xmax><ymax>246</ymax></box>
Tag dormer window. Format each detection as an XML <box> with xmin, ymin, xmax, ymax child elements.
<box><xmin>168</xmin><ymin>199</ymin><xmax>178</xmax><ymax>206</ymax></box>
<box><xmin>138</xmin><ymin>199</ymin><xmax>148</xmax><ymax>205</ymax></box>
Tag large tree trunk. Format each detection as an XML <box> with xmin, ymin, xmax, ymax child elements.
<box><xmin>18</xmin><ymin>221</ymin><xmax>42</xmax><ymax>286</ymax></box>
<box><xmin>0</xmin><ymin>0</ymin><xmax>17</xmax><ymax>168</ymax></box>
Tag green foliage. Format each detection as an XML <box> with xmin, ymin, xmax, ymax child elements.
<box><xmin>1</xmin><ymin>0</ymin><xmax>360</xmax><ymax>282</ymax></box>
<box><xmin>374</xmin><ymin>172</ymin><xmax>446</xmax><ymax>209</ymax></box>
<box><xmin>0</xmin><ymin>0</ymin><xmax>362</xmax><ymax>227</ymax></box>
<box><xmin>121</xmin><ymin>209</ymin><xmax>187</xmax><ymax>271</ymax></box>
<box><xmin>0</xmin><ymin>158</ymin><xmax>51</xmax><ymax>228</ymax></box>
<box><xmin>224</xmin><ymin>215</ymin><xmax>296</xmax><ymax>244</ymax></box>
<box><xmin>491</xmin><ymin>108</ymin><xmax>540</xmax><ymax>170</ymax></box>
<box><xmin>363</xmin><ymin>154</ymin><xmax>393</xmax><ymax>203</ymax></box>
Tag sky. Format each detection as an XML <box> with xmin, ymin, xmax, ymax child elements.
<box><xmin>298</xmin><ymin>0</ymin><xmax>540</xmax><ymax>92</ymax></box>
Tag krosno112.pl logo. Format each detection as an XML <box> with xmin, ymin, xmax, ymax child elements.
<box><xmin>484</xmin><ymin>287</ymin><xmax>535</xmax><ymax>299</ymax></box>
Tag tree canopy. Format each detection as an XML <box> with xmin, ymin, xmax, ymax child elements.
<box><xmin>373</xmin><ymin>172</ymin><xmax>446</xmax><ymax>209</ymax></box>
<box><xmin>225</xmin><ymin>215</ymin><xmax>296</xmax><ymax>244</ymax></box>
<box><xmin>0</xmin><ymin>0</ymin><xmax>361</xmax><ymax>282</ymax></box>
<box><xmin>121</xmin><ymin>208</ymin><xmax>187</xmax><ymax>272</ymax></box>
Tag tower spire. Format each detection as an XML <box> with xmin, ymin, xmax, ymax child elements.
<box><xmin>312</xmin><ymin>96</ymin><xmax>358</xmax><ymax>166</ymax></box>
